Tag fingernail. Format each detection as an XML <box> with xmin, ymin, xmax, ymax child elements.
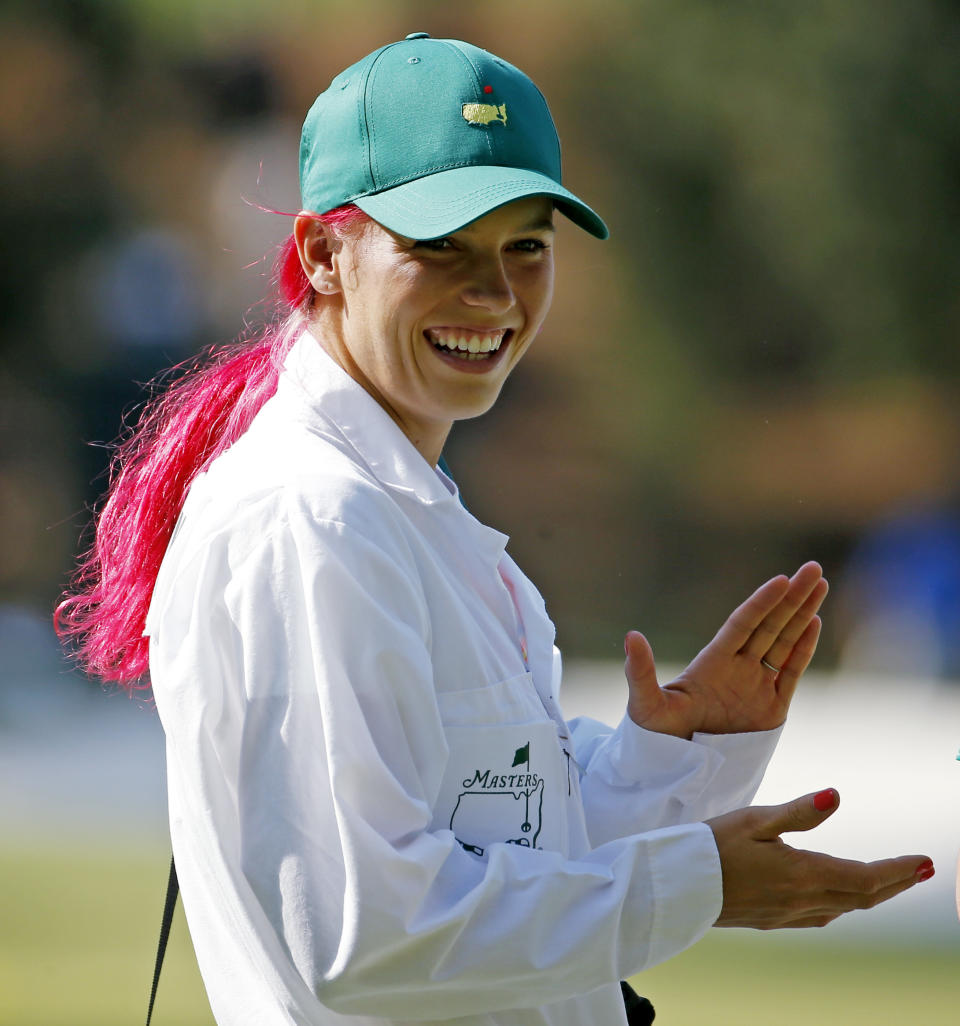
<box><xmin>915</xmin><ymin>859</ymin><xmax>935</xmax><ymax>882</ymax></box>
<box><xmin>813</xmin><ymin>789</ymin><xmax>837</xmax><ymax>811</ymax></box>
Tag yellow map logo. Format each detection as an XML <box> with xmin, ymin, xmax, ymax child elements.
<box><xmin>462</xmin><ymin>102</ymin><xmax>508</xmax><ymax>127</ymax></box>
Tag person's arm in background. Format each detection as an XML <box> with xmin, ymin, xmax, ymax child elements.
<box><xmin>956</xmin><ymin>851</ymin><xmax>959</xmax><ymax>920</ymax></box>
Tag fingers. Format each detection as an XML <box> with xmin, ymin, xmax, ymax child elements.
<box><xmin>623</xmin><ymin>631</ymin><xmax>660</xmax><ymax>717</ymax></box>
<box><xmin>624</xmin><ymin>632</ymin><xmax>696</xmax><ymax>737</ymax></box>
<box><xmin>750</xmin><ymin>787</ymin><xmax>841</xmax><ymax>841</ymax></box>
<box><xmin>829</xmin><ymin>859</ymin><xmax>934</xmax><ymax>910</ymax></box>
<box><xmin>759</xmin><ymin>576</ymin><xmax>829</xmax><ymax>674</ymax></box>
<box><xmin>771</xmin><ymin>615</ymin><xmax>822</xmax><ymax>707</ymax></box>
<box><xmin>763</xmin><ymin>865</ymin><xmax>925</xmax><ymax>930</ymax></box>
<box><xmin>797</xmin><ymin>849</ymin><xmax>932</xmax><ymax>897</ymax></box>
<box><xmin>712</xmin><ymin>561</ymin><xmax>824</xmax><ymax>659</ymax></box>
<box><xmin>624</xmin><ymin>631</ymin><xmax>658</xmax><ymax>686</ymax></box>
<box><xmin>742</xmin><ymin>561</ymin><xmax>825</xmax><ymax>661</ymax></box>
<box><xmin>769</xmin><ymin>852</ymin><xmax>935</xmax><ymax>931</ymax></box>
<box><xmin>713</xmin><ymin>575</ymin><xmax>791</xmax><ymax>654</ymax></box>
<box><xmin>718</xmin><ymin>856</ymin><xmax>933</xmax><ymax>931</ymax></box>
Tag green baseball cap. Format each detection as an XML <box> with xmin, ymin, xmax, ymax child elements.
<box><xmin>299</xmin><ymin>33</ymin><xmax>608</xmax><ymax>240</ymax></box>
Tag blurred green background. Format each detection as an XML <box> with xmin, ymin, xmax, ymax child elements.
<box><xmin>1</xmin><ymin>1</ymin><xmax>959</xmax><ymax>1023</ymax></box>
<box><xmin>4</xmin><ymin>0</ymin><xmax>960</xmax><ymax>667</ymax></box>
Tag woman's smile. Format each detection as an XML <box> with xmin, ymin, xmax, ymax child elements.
<box><xmin>424</xmin><ymin>327</ymin><xmax>513</xmax><ymax>371</ymax></box>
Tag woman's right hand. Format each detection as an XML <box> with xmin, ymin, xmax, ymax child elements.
<box><xmin>707</xmin><ymin>789</ymin><xmax>934</xmax><ymax>929</ymax></box>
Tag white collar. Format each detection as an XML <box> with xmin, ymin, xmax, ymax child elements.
<box><xmin>280</xmin><ymin>330</ymin><xmax>454</xmax><ymax>503</ymax></box>
<box><xmin>278</xmin><ymin>330</ymin><xmax>510</xmax><ymax>561</ymax></box>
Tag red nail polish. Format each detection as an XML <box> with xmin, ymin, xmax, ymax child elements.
<box><xmin>813</xmin><ymin>789</ymin><xmax>836</xmax><ymax>811</ymax></box>
<box><xmin>916</xmin><ymin>860</ymin><xmax>935</xmax><ymax>882</ymax></box>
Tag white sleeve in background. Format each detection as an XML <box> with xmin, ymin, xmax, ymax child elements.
<box><xmin>148</xmin><ymin>494</ymin><xmax>723</xmax><ymax>1025</ymax></box>
<box><xmin>570</xmin><ymin>713</ymin><xmax>782</xmax><ymax>848</ymax></box>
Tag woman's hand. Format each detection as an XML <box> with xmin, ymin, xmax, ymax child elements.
<box><xmin>624</xmin><ymin>561</ymin><xmax>828</xmax><ymax>738</ymax></box>
<box><xmin>708</xmin><ymin>789</ymin><xmax>934</xmax><ymax>929</ymax></box>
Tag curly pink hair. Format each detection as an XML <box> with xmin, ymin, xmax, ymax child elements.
<box><xmin>56</xmin><ymin>204</ymin><xmax>368</xmax><ymax>689</ymax></box>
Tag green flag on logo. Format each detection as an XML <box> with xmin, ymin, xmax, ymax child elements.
<box><xmin>512</xmin><ymin>743</ymin><xmax>530</xmax><ymax>767</ymax></box>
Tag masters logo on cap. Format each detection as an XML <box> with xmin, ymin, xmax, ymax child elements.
<box><xmin>462</xmin><ymin>102</ymin><xmax>508</xmax><ymax>127</ymax></box>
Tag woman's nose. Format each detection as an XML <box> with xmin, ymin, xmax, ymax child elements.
<box><xmin>460</xmin><ymin>259</ymin><xmax>515</xmax><ymax>312</ymax></box>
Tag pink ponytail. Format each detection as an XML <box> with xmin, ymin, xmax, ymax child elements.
<box><xmin>57</xmin><ymin>204</ymin><xmax>367</xmax><ymax>689</ymax></box>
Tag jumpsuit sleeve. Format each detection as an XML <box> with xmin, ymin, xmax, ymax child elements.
<box><xmin>570</xmin><ymin>709</ymin><xmax>782</xmax><ymax>848</ymax></box>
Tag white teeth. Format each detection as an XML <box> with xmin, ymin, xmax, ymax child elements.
<box><xmin>427</xmin><ymin>330</ymin><xmax>506</xmax><ymax>356</ymax></box>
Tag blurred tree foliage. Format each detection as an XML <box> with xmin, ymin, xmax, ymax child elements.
<box><xmin>1</xmin><ymin>0</ymin><xmax>958</xmax><ymax>663</ymax></box>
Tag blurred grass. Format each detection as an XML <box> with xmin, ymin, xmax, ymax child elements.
<box><xmin>1</xmin><ymin>845</ymin><xmax>956</xmax><ymax>1026</ymax></box>
<box><xmin>0</xmin><ymin>846</ymin><xmax>211</xmax><ymax>1026</ymax></box>
<box><xmin>630</xmin><ymin>933</ymin><xmax>958</xmax><ymax>1026</ymax></box>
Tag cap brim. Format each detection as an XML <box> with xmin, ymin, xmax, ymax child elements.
<box><xmin>354</xmin><ymin>165</ymin><xmax>608</xmax><ymax>240</ymax></box>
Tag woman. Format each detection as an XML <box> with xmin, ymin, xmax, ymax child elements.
<box><xmin>59</xmin><ymin>34</ymin><xmax>933</xmax><ymax>1026</ymax></box>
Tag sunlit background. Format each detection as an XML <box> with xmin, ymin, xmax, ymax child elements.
<box><xmin>1</xmin><ymin>1</ymin><xmax>958</xmax><ymax>1023</ymax></box>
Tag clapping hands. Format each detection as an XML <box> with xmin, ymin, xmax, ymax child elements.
<box><xmin>622</xmin><ymin>563</ymin><xmax>935</xmax><ymax>927</ymax></box>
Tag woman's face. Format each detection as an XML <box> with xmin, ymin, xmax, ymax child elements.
<box><xmin>310</xmin><ymin>196</ymin><xmax>556</xmax><ymax>464</ymax></box>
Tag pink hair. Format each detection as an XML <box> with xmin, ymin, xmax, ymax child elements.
<box><xmin>57</xmin><ymin>204</ymin><xmax>368</xmax><ymax>689</ymax></box>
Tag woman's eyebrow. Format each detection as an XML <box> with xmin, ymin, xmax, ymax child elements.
<box><xmin>517</xmin><ymin>218</ymin><xmax>556</xmax><ymax>232</ymax></box>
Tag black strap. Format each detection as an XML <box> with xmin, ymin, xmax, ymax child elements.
<box><xmin>146</xmin><ymin>856</ymin><xmax>180</xmax><ymax>1026</ymax></box>
<box><xmin>621</xmin><ymin>980</ymin><xmax>656</xmax><ymax>1025</ymax></box>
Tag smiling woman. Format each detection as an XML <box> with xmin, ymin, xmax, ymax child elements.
<box><xmin>57</xmin><ymin>32</ymin><xmax>932</xmax><ymax>1026</ymax></box>
<box><xmin>294</xmin><ymin>197</ymin><xmax>555</xmax><ymax>464</ymax></box>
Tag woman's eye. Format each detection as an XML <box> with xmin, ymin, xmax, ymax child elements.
<box><xmin>415</xmin><ymin>238</ymin><xmax>454</xmax><ymax>251</ymax></box>
<box><xmin>413</xmin><ymin>237</ymin><xmax>549</xmax><ymax>253</ymax></box>
<box><xmin>512</xmin><ymin>239</ymin><xmax>548</xmax><ymax>253</ymax></box>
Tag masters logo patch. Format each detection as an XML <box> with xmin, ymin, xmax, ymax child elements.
<box><xmin>462</xmin><ymin>102</ymin><xmax>508</xmax><ymax>127</ymax></box>
<box><xmin>450</xmin><ymin>740</ymin><xmax>543</xmax><ymax>855</ymax></box>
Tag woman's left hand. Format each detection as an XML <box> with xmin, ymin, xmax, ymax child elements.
<box><xmin>624</xmin><ymin>562</ymin><xmax>827</xmax><ymax>738</ymax></box>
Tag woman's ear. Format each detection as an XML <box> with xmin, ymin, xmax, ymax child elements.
<box><xmin>294</xmin><ymin>213</ymin><xmax>342</xmax><ymax>295</ymax></box>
